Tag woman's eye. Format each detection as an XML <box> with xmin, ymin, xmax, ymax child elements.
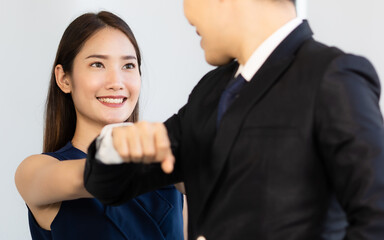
<box><xmin>91</xmin><ymin>62</ymin><xmax>104</xmax><ymax>68</ymax></box>
<box><xmin>123</xmin><ymin>63</ymin><xmax>135</xmax><ymax>69</ymax></box>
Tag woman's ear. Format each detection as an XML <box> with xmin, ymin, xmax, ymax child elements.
<box><xmin>55</xmin><ymin>64</ymin><xmax>71</xmax><ymax>93</ymax></box>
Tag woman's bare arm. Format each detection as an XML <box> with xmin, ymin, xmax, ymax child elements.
<box><xmin>15</xmin><ymin>154</ymin><xmax>92</xmax><ymax>208</ymax></box>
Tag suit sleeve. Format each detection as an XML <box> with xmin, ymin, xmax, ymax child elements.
<box><xmin>83</xmin><ymin>110</ymin><xmax>185</xmax><ymax>206</ymax></box>
<box><xmin>316</xmin><ymin>54</ymin><xmax>384</xmax><ymax>238</ymax></box>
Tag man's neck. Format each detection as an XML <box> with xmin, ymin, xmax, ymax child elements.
<box><xmin>232</xmin><ymin>1</ymin><xmax>297</xmax><ymax>65</ymax></box>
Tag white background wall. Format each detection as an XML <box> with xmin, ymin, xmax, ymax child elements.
<box><xmin>1</xmin><ymin>0</ymin><xmax>383</xmax><ymax>239</ymax></box>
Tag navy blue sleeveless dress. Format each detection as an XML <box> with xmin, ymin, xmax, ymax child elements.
<box><xmin>28</xmin><ymin>142</ymin><xmax>184</xmax><ymax>240</ymax></box>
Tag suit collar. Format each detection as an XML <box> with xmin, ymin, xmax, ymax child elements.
<box><xmin>237</xmin><ymin>17</ymin><xmax>303</xmax><ymax>81</ymax></box>
<box><xmin>267</xmin><ymin>20</ymin><xmax>313</xmax><ymax>64</ymax></box>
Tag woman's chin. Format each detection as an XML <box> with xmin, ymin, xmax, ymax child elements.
<box><xmin>103</xmin><ymin>117</ymin><xmax>129</xmax><ymax>125</ymax></box>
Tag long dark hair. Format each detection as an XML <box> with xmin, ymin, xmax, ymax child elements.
<box><xmin>44</xmin><ymin>11</ymin><xmax>141</xmax><ymax>153</ymax></box>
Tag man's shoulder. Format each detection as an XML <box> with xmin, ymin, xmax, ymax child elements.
<box><xmin>297</xmin><ymin>39</ymin><xmax>376</xmax><ymax>75</ymax></box>
<box><xmin>298</xmin><ymin>38</ymin><xmax>345</xmax><ymax>62</ymax></box>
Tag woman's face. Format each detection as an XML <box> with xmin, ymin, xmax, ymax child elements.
<box><xmin>67</xmin><ymin>27</ymin><xmax>141</xmax><ymax>128</ymax></box>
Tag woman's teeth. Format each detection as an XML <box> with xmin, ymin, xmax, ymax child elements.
<box><xmin>98</xmin><ymin>98</ymin><xmax>124</xmax><ymax>104</ymax></box>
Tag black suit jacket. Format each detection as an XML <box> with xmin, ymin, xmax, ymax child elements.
<box><xmin>84</xmin><ymin>21</ymin><xmax>384</xmax><ymax>240</ymax></box>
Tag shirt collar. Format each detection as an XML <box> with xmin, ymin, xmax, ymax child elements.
<box><xmin>236</xmin><ymin>17</ymin><xmax>303</xmax><ymax>81</ymax></box>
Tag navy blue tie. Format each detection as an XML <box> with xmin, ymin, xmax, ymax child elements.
<box><xmin>217</xmin><ymin>74</ymin><xmax>247</xmax><ymax>126</ymax></box>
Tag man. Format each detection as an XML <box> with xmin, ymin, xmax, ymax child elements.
<box><xmin>84</xmin><ymin>0</ymin><xmax>384</xmax><ymax>239</ymax></box>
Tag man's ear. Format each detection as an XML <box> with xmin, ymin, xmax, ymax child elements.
<box><xmin>55</xmin><ymin>64</ymin><xmax>72</xmax><ymax>94</ymax></box>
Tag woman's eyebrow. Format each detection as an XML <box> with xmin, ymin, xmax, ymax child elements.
<box><xmin>121</xmin><ymin>55</ymin><xmax>137</xmax><ymax>60</ymax></box>
<box><xmin>85</xmin><ymin>54</ymin><xmax>137</xmax><ymax>60</ymax></box>
<box><xmin>86</xmin><ymin>54</ymin><xmax>108</xmax><ymax>59</ymax></box>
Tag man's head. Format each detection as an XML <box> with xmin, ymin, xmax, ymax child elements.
<box><xmin>183</xmin><ymin>0</ymin><xmax>296</xmax><ymax>66</ymax></box>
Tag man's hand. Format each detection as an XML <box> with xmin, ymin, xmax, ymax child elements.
<box><xmin>112</xmin><ymin>121</ymin><xmax>175</xmax><ymax>174</ymax></box>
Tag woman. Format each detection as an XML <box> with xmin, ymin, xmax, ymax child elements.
<box><xmin>15</xmin><ymin>11</ymin><xmax>184</xmax><ymax>239</ymax></box>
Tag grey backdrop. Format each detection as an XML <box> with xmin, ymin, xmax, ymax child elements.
<box><xmin>1</xmin><ymin>0</ymin><xmax>383</xmax><ymax>239</ymax></box>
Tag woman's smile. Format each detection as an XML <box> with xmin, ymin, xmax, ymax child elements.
<box><xmin>97</xmin><ymin>95</ymin><xmax>127</xmax><ymax>107</ymax></box>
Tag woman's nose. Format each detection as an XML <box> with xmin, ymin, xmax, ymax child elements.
<box><xmin>105</xmin><ymin>69</ymin><xmax>124</xmax><ymax>90</ymax></box>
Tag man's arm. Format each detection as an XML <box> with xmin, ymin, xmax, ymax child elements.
<box><xmin>316</xmin><ymin>54</ymin><xmax>384</xmax><ymax>238</ymax></box>
<box><xmin>84</xmin><ymin>136</ymin><xmax>182</xmax><ymax>205</ymax></box>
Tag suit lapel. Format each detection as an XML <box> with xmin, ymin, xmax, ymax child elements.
<box><xmin>197</xmin><ymin>21</ymin><xmax>314</xmax><ymax>217</ymax></box>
